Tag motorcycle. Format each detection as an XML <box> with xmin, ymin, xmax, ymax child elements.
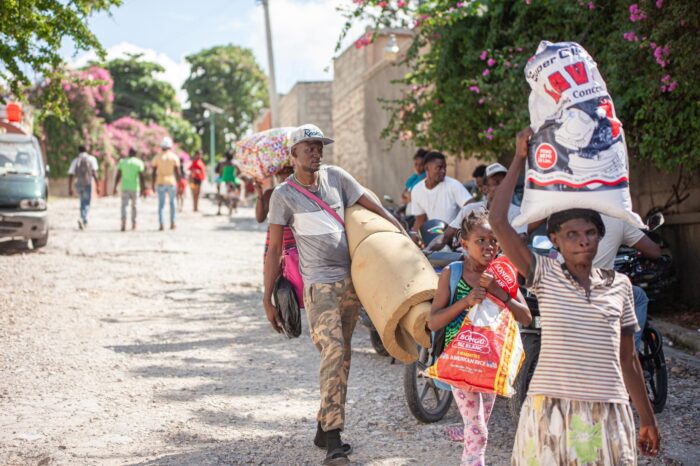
<box><xmin>403</xmin><ymin>219</ymin><xmax>461</xmax><ymax>423</ymax></box>
<box><xmin>509</xmin><ymin>213</ymin><xmax>671</xmax><ymax>422</ymax></box>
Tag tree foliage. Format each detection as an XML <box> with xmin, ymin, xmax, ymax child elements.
<box><xmin>0</xmin><ymin>0</ymin><xmax>121</xmax><ymax>116</ymax></box>
<box><xmin>182</xmin><ymin>45</ymin><xmax>268</xmax><ymax>158</ymax></box>
<box><xmin>340</xmin><ymin>0</ymin><xmax>700</xmax><ymax>173</ymax></box>
<box><xmin>102</xmin><ymin>54</ymin><xmax>201</xmax><ymax>154</ymax></box>
<box><xmin>40</xmin><ymin>66</ymin><xmax>115</xmax><ymax>176</ymax></box>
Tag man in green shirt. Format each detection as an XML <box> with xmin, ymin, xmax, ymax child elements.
<box><xmin>113</xmin><ymin>148</ymin><xmax>146</xmax><ymax>231</ymax></box>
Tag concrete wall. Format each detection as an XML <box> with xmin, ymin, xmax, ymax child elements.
<box><xmin>278</xmin><ymin>81</ymin><xmax>334</xmax><ymax>162</ymax></box>
<box><xmin>628</xmin><ymin>161</ymin><xmax>700</xmax><ymax>301</ymax></box>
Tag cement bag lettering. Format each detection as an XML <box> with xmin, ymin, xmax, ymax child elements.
<box><xmin>427</xmin><ymin>257</ymin><xmax>524</xmax><ymax>396</ymax></box>
<box><xmin>513</xmin><ymin>41</ymin><xmax>643</xmax><ymax>228</ymax></box>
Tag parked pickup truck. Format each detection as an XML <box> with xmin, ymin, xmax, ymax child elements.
<box><xmin>0</xmin><ymin>129</ymin><xmax>49</xmax><ymax>247</ymax></box>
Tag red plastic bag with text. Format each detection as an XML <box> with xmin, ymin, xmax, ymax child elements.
<box><xmin>427</xmin><ymin>256</ymin><xmax>525</xmax><ymax>397</ymax></box>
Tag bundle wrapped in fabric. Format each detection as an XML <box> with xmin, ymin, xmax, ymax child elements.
<box><xmin>512</xmin><ymin>41</ymin><xmax>643</xmax><ymax>228</ymax></box>
<box><xmin>235</xmin><ymin>127</ymin><xmax>295</xmax><ymax>181</ymax></box>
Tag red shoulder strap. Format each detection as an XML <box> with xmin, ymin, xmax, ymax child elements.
<box><xmin>287</xmin><ymin>179</ymin><xmax>345</xmax><ymax>227</ymax></box>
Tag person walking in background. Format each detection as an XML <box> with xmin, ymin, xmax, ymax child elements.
<box><xmin>176</xmin><ymin>155</ymin><xmax>188</xmax><ymax>212</ymax></box>
<box><xmin>113</xmin><ymin>148</ymin><xmax>145</xmax><ymax>231</ymax></box>
<box><xmin>152</xmin><ymin>137</ymin><xmax>181</xmax><ymax>231</ymax></box>
<box><xmin>67</xmin><ymin>144</ymin><xmax>100</xmax><ymax>230</ymax></box>
<box><xmin>217</xmin><ymin>151</ymin><xmax>241</xmax><ymax>216</ymax></box>
<box><xmin>189</xmin><ymin>150</ymin><xmax>207</xmax><ymax>212</ymax></box>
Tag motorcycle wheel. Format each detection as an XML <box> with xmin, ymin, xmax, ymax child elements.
<box><xmin>639</xmin><ymin>326</ymin><xmax>667</xmax><ymax>414</ymax></box>
<box><xmin>509</xmin><ymin>332</ymin><xmax>541</xmax><ymax>424</ymax></box>
<box><xmin>369</xmin><ymin>329</ymin><xmax>390</xmax><ymax>357</ymax></box>
<box><xmin>403</xmin><ymin>346</ymin><xmax>452</xmax><ymax>423</ymax></box>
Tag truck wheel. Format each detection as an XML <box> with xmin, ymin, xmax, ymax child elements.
<box><xmin>32</xmin><ymin>231</ymin><xmax>49</xmax><ymax>248</ymax></box>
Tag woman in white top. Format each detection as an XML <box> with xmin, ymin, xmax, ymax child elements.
<box><xmin>490</xmin><ymin>128</ymin><xmax>660</xmax><ymax>465</ymax></box>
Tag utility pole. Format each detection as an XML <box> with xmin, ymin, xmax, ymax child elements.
<box><xmin>202</xmin><ymin>102</ymin><xmax>224</xmax><ymax>183</ymax></box>
<box><xmin>260</xmin><ymin>0</ymin><xmax>280</xmax><ymax>127</ymax></box>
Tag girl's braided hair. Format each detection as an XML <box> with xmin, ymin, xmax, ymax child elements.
<box><xmin>459</xmin><ymin>207</ymin><xmax>490</xmax><ymax>240</ymax></box>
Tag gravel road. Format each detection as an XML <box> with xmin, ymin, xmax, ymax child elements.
<box><xmin>1</xmin><ymin>195</ymin><xmax>698</xmax><ymax>465</ymax></box>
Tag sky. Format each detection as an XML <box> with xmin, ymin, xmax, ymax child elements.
<box><xmin>60</xmin><ymin>0</ymin><xmax>367</xmax><ymax>105</ymax></box>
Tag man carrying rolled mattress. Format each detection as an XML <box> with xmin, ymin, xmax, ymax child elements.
<box><xmin>263</xmin><ymin>123</ymin><xmax>402</xmax><ymax>466</ymax></box>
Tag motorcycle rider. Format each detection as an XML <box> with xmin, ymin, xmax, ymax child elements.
<box><xmin>594</xmin><ymin>215</ymin><xmax>661</xmax><ymax>349</ymax></box>
<box><xmin>410</xmin><ymin>151</ymin><xmax>472</xmax><ymax>237</ymax></box>
<box><xmin>431</xmin><ymin>162</ymin><xmax>525</xmax><ymax>251</ymax></box>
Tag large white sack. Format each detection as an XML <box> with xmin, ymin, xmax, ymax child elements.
<box><xmin>512</xmin><ymin>41</ymin><xmax>643</xmax><ymax>228</ymax></box>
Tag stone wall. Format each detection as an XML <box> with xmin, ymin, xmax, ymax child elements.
<box><xmin>278</xmin><ymin>81</ymin><xmax>334</xmax><ymax>162</ymax></box>
<box><xmin>628</xmin><ymin>162</ymin><xmax>700</xmax><ymax>301</ymax></box>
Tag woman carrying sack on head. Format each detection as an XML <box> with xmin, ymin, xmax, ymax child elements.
<box><xmin>490</xmin><ymin>128</ymin><xmax>660</xmax><ymax>465</ymax></box>
<box><xmin>427</xmin><ymin>209</ymin><xmax>531</xmax><ymax>466</ymax></box>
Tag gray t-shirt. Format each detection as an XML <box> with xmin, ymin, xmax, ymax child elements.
<box><xmin>268</xmin><ymin>165</ymin><xmax>365</xmax><ymax>285</ymax></box>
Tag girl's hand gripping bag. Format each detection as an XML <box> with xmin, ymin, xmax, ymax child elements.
<box><xmin>512</xmin><ymin>41</ymin><xmax>643</xmax><ymax>228</ymax></box>
<box><xmin>427</xmin><ymin>257</ymin><xmax>525</xmax><ymax>397</ymax></box>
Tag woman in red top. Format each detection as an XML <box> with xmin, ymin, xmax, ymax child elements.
<box><xmin>189</xmin><ymin>150</ymin><xmax>207</xmax><ymax>212</ymax></box>
<box><xmin>256</xmin><ymin>165</ymin><xmax>303</xmax><ymax>308</ymax></box>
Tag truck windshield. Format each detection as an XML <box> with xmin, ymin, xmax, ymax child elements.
<box><xmin>0</xmin><ymin>140</ymin><xmax>42</xmax><ymax>176</ymax></box>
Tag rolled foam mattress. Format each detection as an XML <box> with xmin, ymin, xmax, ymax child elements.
<box><xmin>350</xmin><ymin>231</ymin><xmax>438</xmax><ymax>363</ymax></box>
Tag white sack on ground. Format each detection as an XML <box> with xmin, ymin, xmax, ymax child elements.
<box><xmin>512</xmin><ymin>41</ymin><xmax>643</xmax><ymax>228</ymax></box>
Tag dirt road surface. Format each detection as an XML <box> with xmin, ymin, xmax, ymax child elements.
<box><xmin>1</xmin><ymin>195</ymin><xmax>698</xmax><ymax>465</ymax></box>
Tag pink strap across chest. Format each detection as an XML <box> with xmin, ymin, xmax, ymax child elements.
<box><xmin>286</xmin><ymin>179</ymin><xmax>345</xmax><ymax>227</ymax></box>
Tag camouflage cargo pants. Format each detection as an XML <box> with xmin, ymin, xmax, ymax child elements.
<box><xmin>303</xmin><ymin>277</ymin><xmax>360</xmax><ymax>432</ymax></box>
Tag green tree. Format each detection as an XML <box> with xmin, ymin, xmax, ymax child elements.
<box><xmin>339</xmin><ymin>0</ymin><xmax>700</xmax><ymax>176</ymax></box>
<box><xmin>182</xmin><ymin>45</ymin><xmax>269</xmax><ymax>158</ymax></box>
<box><xmin>101</xmin><ymin>54</ymin><xmax>201</xmax><ymax>154</ymax></box>
<box><xmin>0</xmin><ymin>0</ymin><xmax>122</xmax><ymax>116</ymax></box>
<box><xmin>40</xmin><ymin>66</ymin><xmax>115</xmax><ymax>177</ymax></box>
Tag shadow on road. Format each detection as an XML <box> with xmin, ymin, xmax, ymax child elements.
<box><xmin>107</xmin><ymin>337</ymin><xmax>238</xmax><ymax>354</ymax></box>
<box><xmin>0</xmin><ymin>239</ymin><xmax>36</xmax><ymax>255</ymax></box>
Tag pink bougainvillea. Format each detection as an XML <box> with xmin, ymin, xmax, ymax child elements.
<box><xmin>629</xmin><ymin>4</ymin><xmax>647</xmax><ymax>22</ymax></box>
<box><xmin>106</xmin><ymin>117</ymin><xmax>172</xmax><ymax>160</ymax></box>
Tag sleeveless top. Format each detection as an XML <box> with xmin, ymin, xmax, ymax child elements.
<box><xmin>445</xmin><ymin>278</ymin><xmax>473</xmax><ymax>346</ymax></box>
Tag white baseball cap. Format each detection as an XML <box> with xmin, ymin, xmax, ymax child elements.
<box><xmin>485</xmin><ymin>162</ymin><xmax>507</xmax><ymax>178</ymax></box>
<box><xmin>289</xmin><ymin>124</ymin><xmax>334</xmax><ymax>152</ymax></box>
<box><xmin>160</xmin><ymin>136</ymin><xmax>173</xmax><ymax>149</ymax></box>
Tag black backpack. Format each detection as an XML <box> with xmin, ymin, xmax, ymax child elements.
<box><xmin>75</xmin><ymin>156</ymin><xmax>94</xmax><ymax>186</ymax></box>
<box><xmin>273</xmin><ymin>275</ymin><xmax>301</xmax><ymax>338</ymax></box>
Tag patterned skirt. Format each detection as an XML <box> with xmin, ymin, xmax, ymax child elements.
<box><xmin>511</xmin><ymin>395</ymin><xmax>637</xmax><ymax>466</ymax></box>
